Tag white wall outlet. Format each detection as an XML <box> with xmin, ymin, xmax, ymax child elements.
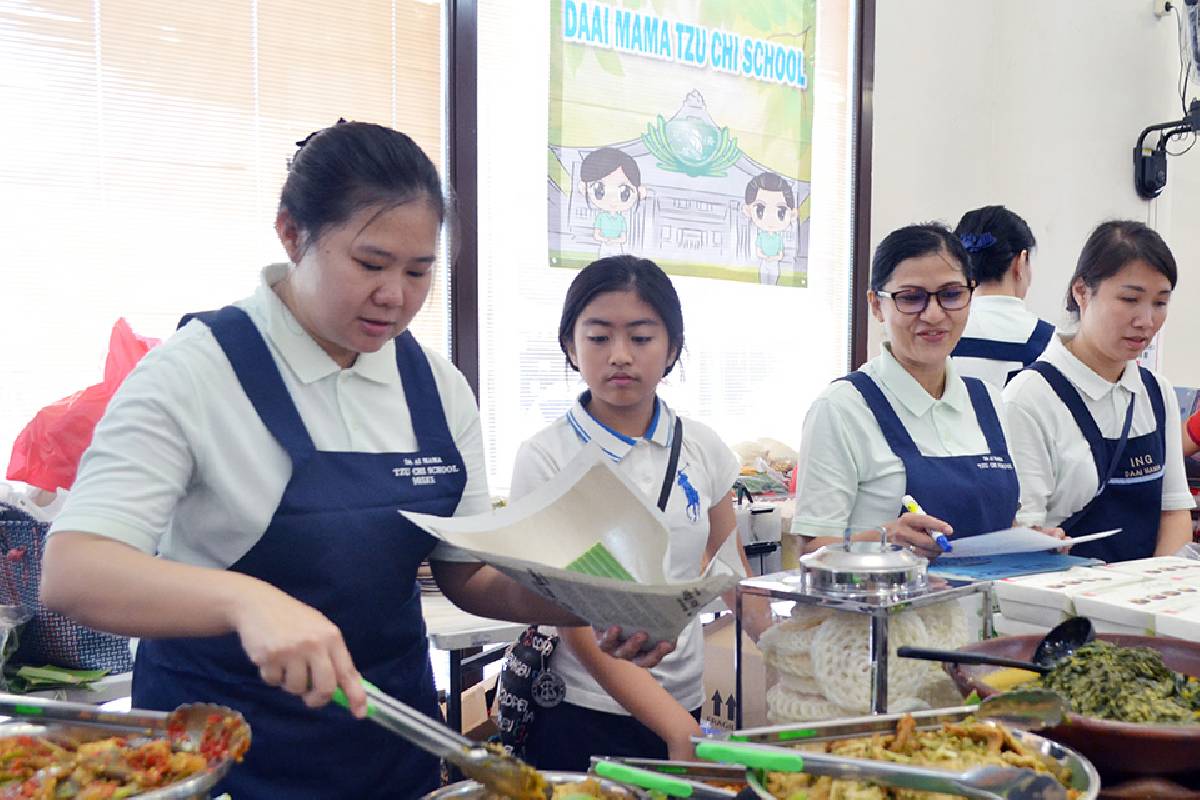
<box><xmin>1153</xmin><ymin>0</ymin><xmax>1172</xmax><ymax>17</ymax></box>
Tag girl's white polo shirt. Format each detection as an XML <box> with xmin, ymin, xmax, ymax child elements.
<box><xmin>1003</xmin><ymin>333</ymin><xmax>1193</xmax><ymax>528</ymax></box>
<box><xmin>509</xmin><ymin>394</ymin><xmax>739</xmax><ymax>715</ymax></box>
<box><xmin>790</xmin><ymin>346</ymin><xmax>1014</xmax><ymax>539</ymax></box>
<box><xmin>51</xmin><ymin>263</ymin><xmax>492</xmax><ymax>568</ymax></box>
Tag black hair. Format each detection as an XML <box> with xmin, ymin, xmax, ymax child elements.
<box><xmin>579</xmin><ymin>147</ymin><xmax>642</xmax><ymax>186</ymax></box>
<box><xmin>558</xmin><ymin>255</ymin><xmax>685</xmax><ymax>377</ymax></box>
<box><xmin>870</xmin><ymin>222</ymin><xmax>972</xmax><ymax>292</ymax></box>
<box><xmin>744</xmin><ymin>172</ymin><xmax>796</xmax><ymax>208</ymax></box>
<box><xmin>1066</xmin><ymin>220</ymin><xmax>1178</xmax><ymax>314</ymax></box>
<box><xmin>279</xmin><ymin>120</ymin><xmax>444</xmax><ymax>251</ymax></box>
<box><xmin>953</xmin><ymin>205</ymin><xmax>1036</xmax><ymax>284</ymax></box>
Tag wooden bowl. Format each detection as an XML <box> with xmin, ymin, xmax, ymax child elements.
<box><xmin>945</xmin><ymin>633</ymin><xmax>1200</xmax><ymax>778</ymax></box>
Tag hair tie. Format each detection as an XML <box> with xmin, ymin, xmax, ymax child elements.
<box><xmin>289</xmin><ymin>118</ymin><xmax>349</xmax><ymax>169</ymax></box>
<box><xmin>960</xmin><ymin>232</ymin><xmax>997</xmax><ymax>253</ymax></box>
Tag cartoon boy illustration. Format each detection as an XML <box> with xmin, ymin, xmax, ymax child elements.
<box><xmin>579</xmin><ymin>147</ymin><xmax>646</xmax><ymax>257</ymax></box>
<box><xmin>742</xmin><ymin>172</ymin><xmax>797</xmax><ymax>286</ymax></box>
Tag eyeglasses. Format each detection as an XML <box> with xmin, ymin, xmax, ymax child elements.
<box><xmin>876</xmin><ymin>284</ymin><xmax>974</xmax><ymax>314</ymax></box>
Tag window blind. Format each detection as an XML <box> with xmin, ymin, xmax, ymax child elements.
<box><xmin>0</xmin><ymin>0</ymin><xmax>446</xmax><ymax>478</ymax></box>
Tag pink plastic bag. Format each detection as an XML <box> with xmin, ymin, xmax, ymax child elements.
<box><xmin>7</xmin><ymin>319</ymin><xmax>160</xmax><ymax>492</ymax></box>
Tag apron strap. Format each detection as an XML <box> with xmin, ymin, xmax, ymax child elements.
<box><xmin>963</xmin><ymin>377</ymin><xmax>1008</xmax><ymax>455</ymax></box>
<box><xmin>181</xmin><ymin>306</ymin><xmax>317</xmax><ymax>464</ymax></box>
<box><xmin>839</xmin><ymin>371</ymin><xmax>920</xmax><ymax>458</ymax></box>
<box><xmin>392</xmin><ymin>331</ymin><xmax>455</xmax><ymax>452</ymax></box>
<box><xmin>1031</xmin><ymin>360</ymin><xmax>1138</xmax><ymax>532</ymax></box>
<box><xmin>1025</xmin><ymin>362</ymin><xmax>1108</xmax><ymax>478</ymax></box>
<box><xmin>657</xmin><ymin>417</ymin><xmax>684</xmax><ymax>512</ymax></box>
<box><xmin>1140</xmin><ymin>367</ymin><xmax>1166</xmax><ymax>431</ymax></box>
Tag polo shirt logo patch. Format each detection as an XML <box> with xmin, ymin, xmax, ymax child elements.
<box><xmin>676</xmin><ymin>468</ymin><xmax>700</xmax><ymax>522</ymax></box>
<box><xmin>392</xmin><ymin>455</ymin><xmax>461</xmax><ymax>486</ymax></box>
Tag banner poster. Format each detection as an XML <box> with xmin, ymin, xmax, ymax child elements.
<box><xmin>548</xmin><ymin>0</ymin><xmax>815</xmax><ymax>288</ymax></box>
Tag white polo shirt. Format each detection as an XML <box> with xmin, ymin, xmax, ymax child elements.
<box><xmin>953</xmin><ymin>295</ymin><xmax>1050</xmax><ymax>387</ymax></box>
<box><xmin>1003</xmin><ymin>333</ymin><xmax>1193</xmax><ymax>528</ymax></box>
<box><xmin>509</xmin><ymin>395</ymin><xmax>740</xmax><ymax>715</ymax></box>
<box><xmin>51</xmin><ymin>263</ymin><xmax>491</xmax><ymax>567</ymax></box>
<box><xmin>790</xmin><ymin>346</ymin><xmax>1014</xmax><ymax>538</ymax></box>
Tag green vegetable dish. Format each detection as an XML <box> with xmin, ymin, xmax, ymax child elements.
<box><xmin>1038</xmin><ymin>640</ymin><xmax>1200</xmax><ymax>724</ymax></box>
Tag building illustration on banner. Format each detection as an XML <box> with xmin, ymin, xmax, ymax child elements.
<box><xmin>549</xmin><ymin>90</ymin><xmax>811</xmax><ymax>287</ymax></box>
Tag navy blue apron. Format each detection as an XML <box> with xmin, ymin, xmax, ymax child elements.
<box><xmin>841</xmin><ymin>371</ymin><xmax>1019</xmax><ymax>536</ymax></box>
<box><xmin>952</xmin><ymin>319</ymin><xmax>1054</xmax><ymax>384</ymax></box>
<box><xmin>134</xmin><ymin>306</ymin><xmax>466</xmax><ymax>799</ymax></box>
<box><xmin>1025</xmin><ymin>362</ymin><xmax>1165</xmax><ymax>562</ymax></box>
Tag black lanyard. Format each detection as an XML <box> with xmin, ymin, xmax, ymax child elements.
<box><xmin>656</xmin><ymin>417</ymin><xmax>684</xmax><ymax>512</ymax></box>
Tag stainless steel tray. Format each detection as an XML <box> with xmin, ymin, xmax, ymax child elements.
<box><xmin>423</xmin><ymin>770</ymin><xmax>646</xmax><ymax>799</ymax></box>
<box><xmin>0</xmin><ymin>715</ymin><xmax>241</xmax><ymax>800</ymax></box>
<box><xmin>730</xmin><ymin>709</ymin><xmax>1100</xmax><ymax>800</ymax></box>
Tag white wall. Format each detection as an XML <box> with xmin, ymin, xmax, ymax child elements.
<box><xmin>869</xmin><ymin>0</ymin><xmax>1200</xmax><ymax>388</ymax></box>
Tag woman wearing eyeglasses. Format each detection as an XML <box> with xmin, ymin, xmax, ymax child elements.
<box><xmin>1003</xmin><ymin>221</ymin><xmax>1192</xmax><ymax>562</ymax></box>
<box><xmin>790</xmin><ymin>223</ymin><xmax>1024</xmax><ymax>559</ymax></box>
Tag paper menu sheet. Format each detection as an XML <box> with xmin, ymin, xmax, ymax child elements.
<box><xmin>401</xmin><ymin>448</ymin><xmax>737</xmax><ymax>643</ymax></box>
<box><xmin>939</xmin><ymin>527</ymin><xmax>1119</xmax><ymax>559</ymax></box>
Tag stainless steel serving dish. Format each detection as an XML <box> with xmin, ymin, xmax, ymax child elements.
<box><xmin>731</xmin><ymin>708</ymin><xmax>1101</xmax><ymax>800</ymax></box>
<box><xmin>0</xmin><ymin>704</ymin><xmax>247</xmax><ymax>800</ymax></box>
<box><xmin>423</xmin><ymin>770</ymin><xmax>647</xmax><ymax>799</ymax></box>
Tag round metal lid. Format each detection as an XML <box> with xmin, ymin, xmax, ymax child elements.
<box><xmin>799</xmin><ymin>541</ymin><xmax>928</xmax><ymax>597</ymax></box>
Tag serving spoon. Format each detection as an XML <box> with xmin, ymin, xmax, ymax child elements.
<box><xmin>898</xmin><ymin>616</ymin><xmax>1096</xmax><ymax>675</ymax></box>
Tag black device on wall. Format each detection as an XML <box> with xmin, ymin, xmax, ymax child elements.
<box><xmin>1135</xmin><ymin>0</ymin><xmax>1199</xmax><ymax>198</ymax></box>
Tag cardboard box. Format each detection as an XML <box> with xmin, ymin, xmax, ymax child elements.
<box><xmin>1156</xmin><ymin>605</ymin><xmax>1200</xmax><ymax>642</ymax></box>
<box><xmin>701</xmin><ymin>613</ymin><xmax>766</xmax><ymax>732</ymax></box>
<box><xmin>1096</xmin><ymin>556</ymin><xmax>1200</xmax><ymax>581</ymax></box>
<box><xmin>1073</xmin><ymin>579</ymin><xmax>1200</xmax><ymax>635</ymax></box>
<box><xmin>992</xmin><ymin>567</ymin><xmax>1144</xmax><ymax>627</ymax></box>
<box><xmin>444</xmin><ymin>673</ymin><xmax>499</xmax><ymax>740</ymax></box>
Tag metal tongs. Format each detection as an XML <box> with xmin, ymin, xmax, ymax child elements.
<box><xmin>692</xmin><ymin>738</ymin><xmax>1068</xmax><ymax>800</ymax></box>
<box><xmin>333</xmin><ymin>680</ymin><xmax>550</xmax><ymax>800</ymax></box>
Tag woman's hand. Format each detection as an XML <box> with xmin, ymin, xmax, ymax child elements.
<box><xmin>666</xmin><ymin>726</ymin><xmax>700</xmax><ymax>762</ymax></box>
<box><xmin>883</xmin><ymin>513</ymin><xmax>953</xmax><ymax>560</ymax></box>
<box><xmin>595</xmin><ymin>627</ymin><xmax>675</xmax><ymax>668</ymax></box>
<box><xmin>230</xmin><ymin>581</ymin><xmax>366</xmax><ymax>717</ymax></box>
<box><xmin>1031</xmin><ymin>525</ymin><xmax>1069</xmax><ymax>555</ymax></box>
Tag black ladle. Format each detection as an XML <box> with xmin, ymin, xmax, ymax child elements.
<box><xmin>897</xmin><ymin>616</ymin><xmax>1095</xmax><ymax>675</ymax></box>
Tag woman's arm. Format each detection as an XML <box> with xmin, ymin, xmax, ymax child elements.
<box><xmin>558</xmin><ymin>626</ymin><xmax>700</xmax><ymax>760</ymax></box>
<box><xmin>42</xmin><ymin>532</ymin><xmax>369</xmax><ymax>716</ymax></box>
<box><xmin>1155</xmin><ymin>509</ymin><xmax>1193</xmax><ymax>556</ymax></box>
<box><xmin>798</xmin><ymin>512</ymin><xmax>953</xmax><ymax>560</ymax></box>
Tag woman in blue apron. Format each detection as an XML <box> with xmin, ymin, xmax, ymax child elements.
<box><xmin>950</xmin><ymin>206</ymin><xmax>1054</xmax><ymax>387</ymax></box>
<box><xmin>41</xmin><ymin>121</ymin><xmax>667</xmax><ymax>799</ymax></box>
<box><xmin>1004</xmin><ymin>220</ymin><xmax>1193</xmax><ymax>562</ymax></box>
<box><xmin>791</xmin><ymin>223</ymin><xmax>1031</xmax><ymax>559</ymax></box>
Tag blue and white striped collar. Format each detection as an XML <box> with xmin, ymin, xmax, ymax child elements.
<box><xmin>565</xmin><ymin>391</ymin><xmax>675</xmax><ymax>462</ymax></box>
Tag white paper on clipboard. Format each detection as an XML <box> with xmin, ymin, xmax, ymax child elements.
<box><xmin>940</xmin><ymin>527</ymin><xmax>1120</xmax><ymax>559</ymax></box>
<box><xmin>400</xmin><ymin>447</ymin><xmax>737</xmax><ymax>643</ymax></box>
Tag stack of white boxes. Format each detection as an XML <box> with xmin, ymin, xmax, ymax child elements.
<box><xmin>993</xmin><ymin>557</ymin><xmax>1200</xmax><ymax>640</ymax></box>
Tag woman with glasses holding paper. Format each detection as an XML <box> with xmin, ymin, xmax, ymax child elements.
<box><xmin>791</xmin><ymin>223</ymin><xmax>1032</xmax><ymax>560</ymax></box>
<box><xmin>1003</xmin><ymin>221</ymin><xmax>1193</xmax><ymax>562</ymax></box>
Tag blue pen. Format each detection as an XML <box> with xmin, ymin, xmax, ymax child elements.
<box><xmin>901</xmin><ymin>494</ymin><xmax>952</xmax><ymax>552</ymax></box>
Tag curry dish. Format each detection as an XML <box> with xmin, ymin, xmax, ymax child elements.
<box><xmin>763</xmin><ymin>715</ymin><xmax>1080</xmax><ymax>800</ymax></box>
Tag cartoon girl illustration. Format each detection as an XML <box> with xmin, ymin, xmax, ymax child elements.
<box><xmin>742</xmin><ymin>172</ymin><xmax>797</xmax><ymax>286</ymax></box>
<box><xmin>579</xmin><ymin>147</ymin><xmax>646</xmax><ymax>258</ymax></box>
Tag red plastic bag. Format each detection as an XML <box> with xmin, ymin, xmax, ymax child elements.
<box><xmin>7</xmin><ymin>319</ymin><xmax>160</xmax><ymax>492</ymax></box>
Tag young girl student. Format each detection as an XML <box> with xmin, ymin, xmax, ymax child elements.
<box><xmin>509</xmin><ymin>255</ymin><xmax>745</xmax><ymax>770</ymax></box>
